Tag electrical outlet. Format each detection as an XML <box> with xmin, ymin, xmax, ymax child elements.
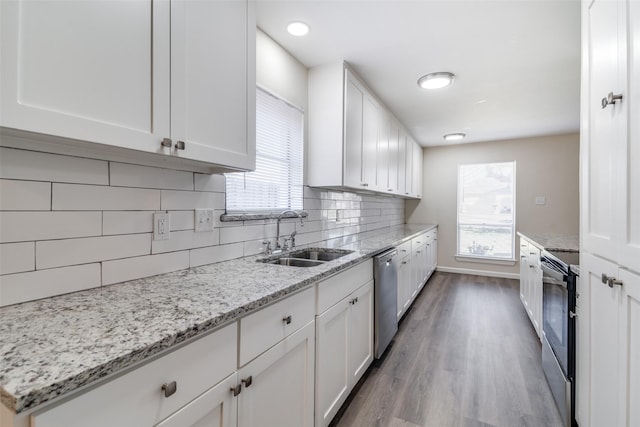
<box><xmin>535</xmin><ymin>196</ymin><xmax>546</xmax><ymax>206</ymax></box>
<box><xmin>153</xmin><ymin>212</ymin><xmax>170</xmax><ymax>241</ymax></box>
<box><xmin>195</xmin><ymin>209</ymin><xmax>214</xmax><ymax>232</ymax></box>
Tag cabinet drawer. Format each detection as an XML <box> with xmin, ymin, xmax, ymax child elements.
<box><xmin>411</xmin><ymin>232</ymin><xmax>428</xmax><ymax>250</ymax></box>
<box><xmin>239</xmin><ymin>286</ymin><xmax>315</xmax><ymax>366</ymax></box>
<box><xmin>396</xmin><ymin>240</ymin><xmax>412</xmax><ymax>258</ymax></box>
<box><xmin>32</xmin><ymin>322</ymin><xmax>237</xmax><ymax>427</ymax></box>
<box><xmin>316</xmin><ymin>259</ymin><xmax>373</xmax><ymax>314</ymax></box>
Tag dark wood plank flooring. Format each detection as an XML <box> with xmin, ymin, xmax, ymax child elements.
<box><xmin>333</xmin><ymin>272</ymin><xmax>563</xmax><ymax>427</ymax></box>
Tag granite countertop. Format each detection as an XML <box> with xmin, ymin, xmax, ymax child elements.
<box><xmin>0</xmin><ymin>223</ymin><xmax>436</xmax><ymax>415</ymax></box>
<box><xmin>517</xmin><ymin>232</ymin><xmax>579</xmax><ymax>253</ymax></box>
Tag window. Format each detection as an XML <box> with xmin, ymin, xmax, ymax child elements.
<box><xmin>225</xmin><ymin>87</ymin><xmax>303</xmax><ymax>213</ymax></box>
<box><xmin>457</xmin><ymin>161</ymin><xmax>516</xmax><ymax>261</ymax></box>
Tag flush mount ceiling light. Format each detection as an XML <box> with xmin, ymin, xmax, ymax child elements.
<box><xmin>443</xmin><ymin>133</ymin><xmax>466</xmax><ymax>141</ymax></box>
<box><xmin>417</xmin><ymin>72</ymin><xmax>455</xmax><ymax>90</ymax></box>
<box><xmin>287</xmin><ymin>21</ymin><xmax>310</xmax><ymax>36</ymax></box>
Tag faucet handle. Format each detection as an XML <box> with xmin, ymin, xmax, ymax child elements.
<box><xmin>262</xmin><ymin>240</ymin><xmax>272</xmax><ymax>255</ymax></box>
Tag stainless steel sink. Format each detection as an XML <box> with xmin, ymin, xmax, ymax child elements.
<box><xmin>266</xmin><ymin>258</ymin><xmax>324</xmax><ymax>267</ymax></box>
<box><xmin>288</xmin><ymin>249</ymin><xmax>354</xmax><ymax>261</ymax></box>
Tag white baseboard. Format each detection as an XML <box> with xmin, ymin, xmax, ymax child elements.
<box><xmin>435</xmin><ymin>266</ymin><xmax>520</xmax><ymax>280</ymax></box>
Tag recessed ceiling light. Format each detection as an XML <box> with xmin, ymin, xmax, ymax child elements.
<box><xmin>287</xmin><ymin>22</ymin><xmax>309</xmax><ymax>36</ymax></box>
<box><xmin>417</xmin><ymin>72</ymin><xmax>455</xmax><ymax>90</ymax></box>
<box><xmin>443</xmin><ymin>133</ymin><xmax>466</xmax><ymax>141</ymax></box>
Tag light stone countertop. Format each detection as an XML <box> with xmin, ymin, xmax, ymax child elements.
<box><xmin>517</xmin><ymin>232</ymin><xmax>579</xmax><ymax>253</ymax></box>
<box><xmin>0</xmin><ymin>223</ymin><xmax>437</xmax><ymax>415</ymax></box>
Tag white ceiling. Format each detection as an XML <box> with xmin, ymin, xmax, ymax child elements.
<box><xmin>256</xmin><ymin>0</ymin><xmax>581</xmax><ymax>147</ymax></box>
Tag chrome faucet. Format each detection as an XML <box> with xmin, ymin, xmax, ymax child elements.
<box><xmin>275</xmin><ymin>210</ymin><xmax>304</xmax><ymax>250</ymax></box>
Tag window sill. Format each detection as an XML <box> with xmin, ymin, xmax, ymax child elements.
<box><xmin>455</xmin><ymin>255</ymin><xmax>517</xmax><ymax>266</ymax></box>
<box><xmin>220</xmin><ymin>211</ymin><xmax>308</xmax><ymax>222</ymax></box>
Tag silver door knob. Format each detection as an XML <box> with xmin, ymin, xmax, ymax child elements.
<box><xmin>601</xmin><ymin>92</ymin><xmax>623</xmax><ymax>109</ymax></box>
<box><xmin>162</xmin><ymin>381</ymin><xmax>177</xmax><ymax>398</ymax></box>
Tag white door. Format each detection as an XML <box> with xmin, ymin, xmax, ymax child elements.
<box><xmin>155</xmin><ymin>374</ymin><xmax>238</xmax><ymax>427</ymax></box>
<box><xmin>388</xmin><ymin>118</ymin><xmax>400</xmax><ymax>193</ymax></box>
<box><xmin>238</xmin><ymin>321</ymin><xmax>315</xmax><ymax>427</ymax></box>
<box><xmin>344</xmin><ymin>70</ymin><xmax>364</xmax><ymax>188</ymax></box>
<box><xmin>583</xmin><ymin>0</ymin><xmax>625</xmax><ymax>260</ymax></box>
<box><xmin>413</xmin><ymin>142</ymin><xmax>423</xmax><ymax>198</ymax></box>
<box><xmin>349</xmin><ymin>281</ymin><xmax>374</xmax><ymax>385</ymax></box>
<box><xmin>170</xmin><ymin>0</ymin><xmax>255</xmax><ymax>171</ymax></box>
<box><xmin>397</xmin><ymin>256</ymin><xmax>412</xmax><ymax>319</ymax></box>
<box><xmin>397</xmin><ymin>129</ymin><xmax>407</xmax><ymax>195</ymax></box>
<box><xmin>0</xmin><ymin>0</ymin><xmax>169</xmax><ymax>153</ymax></box>
<box><xmin>404</xmin><ymin>137</ymin><xmax>413</xmax><ymax>197</ymax></box>
<box><xmin>619</xmin><ymin>268</ymin><xmax>640</xmax><ymax>427</ymax></box>
<box><xmin>315</xmin><ymin>299</ymin><xmax>350</xmax><ymax>427</ymax></box>
<box><xmin>377</xmin><ymin>110</ymin><xmax>391</xmax><ymax>193</ymax></box>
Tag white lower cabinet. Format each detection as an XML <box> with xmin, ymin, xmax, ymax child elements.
<box><xmin>518</xmin><ymin>237</ymin><xmax>542</xmax><ymax>339</ymax></box>
<box><xmin>237</xmin><ymin>321</ymin><xmax>315</xmax><ymax>427</ymax></box>
<box><xmin>156</xmin><ymin>373</ymin><xmax>238</xmax><ymax>427</ymax></box>
<box><xmin>31</xmin><ymin>323</ymin><xmax>238</xmax><ymax>427</ymax></box>
<box><xmin>315</xmin><ymin>280</ymin><xmax>373</xmax><ymax>427</ymax></box>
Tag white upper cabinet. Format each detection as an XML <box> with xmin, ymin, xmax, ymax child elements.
<box><xmin>0</xmin><ymin>0</ymin><xmax>255</xmax><ymax>174</ymax></box>
<box><xmin>308</xmin><ymin>61</ymin><xmax>421</xmax><ymax>198</ymax></box>
<box><xmin>412</xmin><ymin>141</ymin><xmax>423</xmax><ymax>198</ymax></box>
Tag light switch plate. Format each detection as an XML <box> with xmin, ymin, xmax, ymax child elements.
<box><xmin>153</xmin><ymin>212</ymin><xmax>170</xmax><ymax>241</ymax></box>
<box><xmin>195</xmin><ymin>209</ymin><xmax>214</xmax><ymax>232</ymax></box>
<box><xmin>535</xmin><ymin>196</ymin><xmax>546</xmax><ymax>205</ymax></box>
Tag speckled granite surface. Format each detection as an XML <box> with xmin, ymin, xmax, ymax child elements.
<box><xmin>517</xmin><ymin>232</ymin><xmax>579</xmax><ymax>253</ymax></box>
<box><xmin>0</xmin><ymin>224</ymin><xmax>436</xmax><ymax>414</ymax></box>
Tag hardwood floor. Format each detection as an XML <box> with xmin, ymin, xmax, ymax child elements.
<box><xmin>333</xmin><ymin>272</ymin><xmax>563</xmax><ymax>427</ymax></box>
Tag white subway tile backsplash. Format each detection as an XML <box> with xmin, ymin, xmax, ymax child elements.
<box><xmin>160</xmin><ymin>190</ymin><xmax>224</xmax><ymax>210</ymax></box>
<box><xmin>53</xmin><ymin>184</ymin><xmax>161</xmax><ymax>211</ymax></box>
<box><xmin>169</xmin><ymin>211</ymin><xmax>196</xmax><ymax>231</ymax></box>
<box><xmin>0</xmin><ymin>212</ymin><xmax>102</xmax><ymax>243</ymax></box>
<box><xmin>103</xmin><ymin>211</ymin><xmax>153</xmax><ymax>235</ymax></box>
<box><xmin>194</xmin><ymin>174</ymin><xmax>225</xmax><ymax>192</ymax></box>
<box><xmin>0</xmin><ymin>148</ymin><xmax>108</xmax><ymax>185</ymax></box>
<box><xmin>151</xmin><ymin>229</ymin><xmax>220</xmax><ymax>254</ymax></box>
<box><xmin>0</xmin><ymin>179</ymin><xmax>50</xmax><ymax>211</ymax></box>
<box><xmin>190</xmin><ymin>243</ymin><xmax>243</xmax><ymax>267</ymax></box>
<box><xmin>110</xmin><ymin>163</ymin><xmax>194</xmax><ymax>191</ymax></box>
<box><xmin>0</xmin><ymin>242</ymin><xmax>35</xmax><ymax>275</ymax></box>
<box><xmin>0</xmin><ymin>263</ymin><xmax>101</xmax><ymax>307</ymax></box>
<box><xmin>36</xmin><ymin>234</ymin><xmax>151</xmax><ymax>269</ymax></box>
<box><xmin>102</xmin><ymin>251</ymin><xmax>190</xmax><ymax>286</ymax></box>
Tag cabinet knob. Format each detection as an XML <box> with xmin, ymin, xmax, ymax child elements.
<box><xmin>569</xmin><ymin>311</ymin><xmax>578</xmax><ymax>319</ymax></box>
<box><xmin>175</xmin><ymin>140</ymin><xmax>186</xmax><ymax>150</ymax></box>
<box><xmin>601</xmin><ymin>273</ymin><xmax>623</xmax><ymax>288</ymax></box>
<box><xmin>283</xmin><ymin>315</ymin><xmax>292</xmax><ymax>324</ymax></box>
<box><xmin>601</xmin><ymin>92</ymin><xmax>623</xmax><ymax>109</ymax></box>
<box><xmin>161</xmin><ymin>138</ymin><xmax>172</xmax><ymax>148</ymax></box>
<box><xmin>230</xmin><ymin>384</ymin><xmax>242</xmax><ymax>397</ymax></box>
<box><xmin>361</xmin><ymin>183</ymin><xmax>369</xmax><ymax>187</ymax></box>
<box><xmin>161</xmin><ymin>381</ymin><xmax>177</xmax><ymax>398</ymax></box>
<box><xmin>387</xmin><ymin>189</ymin><xmax>393</xmax><ymax>192</ymax></box>
<box><xmin>241</xmin><ymin>376</ymin><xmax>253</xmax><ymax>388</ymax></box>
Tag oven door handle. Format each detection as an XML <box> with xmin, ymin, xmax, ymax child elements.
<box><xmin>540</xmin><ymin>261</ymin><xmax>567</xmax><ymax>287</ymax></box>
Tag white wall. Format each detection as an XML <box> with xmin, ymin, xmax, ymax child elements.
<box><xmin>406</xmin><ymin>133</ymin><xmax>579</xmax><ymax>277</ymax></box>
<box><xmin>0</xmin><ymin>30</ymin><xmax>405</xmax><ymax>306</ymax></box>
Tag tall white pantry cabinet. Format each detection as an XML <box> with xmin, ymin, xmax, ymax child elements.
<box><xmin>0</xmin><ymin>0</ymin><xmax>256</xmax><ymax>174</ymax></box>
<box><xmin>578</xmin><ymin>0</ymin><xmax>640</xmax><ymax>426</ymax></box>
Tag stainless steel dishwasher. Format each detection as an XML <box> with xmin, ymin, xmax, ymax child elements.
<box><xmin>373</xmin><ymin>248</ymin><xmax>398</xmax><ymax>358</ymax></box>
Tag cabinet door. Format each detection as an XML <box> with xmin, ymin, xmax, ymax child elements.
<box><xmin>619</xmin><ymin>0</ymin><xmax>640</xmax><ymax>270</ymax></box>
<box><xmin>388</xmin><ymin>118</ymin><xmax>400</xmax><ymax>193</ymax></box>
<box><xmin>583</xmin><ymin>0</ymin><xmax>625</xmax><ymax>260</ymax></box>
<box><xmin>397</xmin><ymin>256</ymin><xmax>411</xmax><ymax>320</ymax></box>
<box><xmin>0</xmin><ymin>0</ymin><xmax>169</xmax><ymax>152</ymax></box>
<box><xmin>170</xmin><ymin>0</ymin><xmax>255</xmax><ymax>171</ymax></box>
<box><xmin>344</xmin><ymin>70</ymin><xmax>365</xmax><ymax>188</ymax></box>
<box><xmin>349</xmin><ymin>281</ymin><xmax>374</xmax><ymax>385</ymax></box>
<box><xmin>362</xmin><ymin>95</ymin><xmax>379</xmax><ymax>190</ymax></box>
<box><xmin>403</xmin><ymin>136</ymin><xmax>413</xmax><ymax>197</ymax></box>
<box><xmin>238</xmin><ymin>321</ymin><xmax>315</xmax><ymax>427</ymax></box>
<box><xmin>583</xmin><ymin>253</ymin><xmax>622</xmax><ymax>426</ymax></box>
<box><xmin>377</xmin><ymin>110</ymin><xmax>391</xmax><ymax>193</ymax></box>
<box><xmin>156</xmin><ymin>373</ymin><xmax>238</xmax><ymax>427</ymax></box>
<box><xmin>413</xmin><ymin>142</ymin><xmax>423</xmax><ymax>198</ymax></box>
<box><xmin>619</xmin><ymin>268</ymin><xmax>640</xmax><ymax>427</ymax></box>
<box><xmin>315</xmin><ymin>299</ymin><xmax>350</xmax><ymax>427</ymax></box>
<box><xmin>397</xmin><ymin>129</ymin><xmax>407</xmax><ymax>195</ymax></box>
<box><xmin>519</xmin><ymin>240</ymin><xmax>529</xmax><ymax>306</ymax></box>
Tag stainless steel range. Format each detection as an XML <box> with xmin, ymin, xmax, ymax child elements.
<box><xmin>540</xmin><ymin>249</ymin><xmax>579</xmax><ymax>427</ymax></box>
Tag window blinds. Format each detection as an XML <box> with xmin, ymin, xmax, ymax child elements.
<box><xmin>225</xmin><ymin>87</ymin><xmax>304</xmax><ymax>213</ymax></box>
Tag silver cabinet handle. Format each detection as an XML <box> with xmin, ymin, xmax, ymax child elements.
<box><xmin>601</xmin><ymin>273</ymin><xmax>623</xmax><ymax>288</ymax></box>
<box><xmin>569</xmin><ymin>311</ymin><xmax>578</xmax><ymax>319</ymax></box>
<box><xmin>162</xmin><ymin>381</ymin><xmax>177</xmax><ymax>398</ymax></box>
<box><xmin>161</xmin><ymin>138</ymin><xmax>172</xmax><ymax>148</ymax></box>
<box><xmin>361</xmin><ymin>183</ymin><xmax>369</xmax><ymax>187</ymax></box>
<box><xmin>388</xmin><ymin>188</ymin><xmax>393</xmax><ymax>192</ymax></box>
<box><xmin>175</xmin><ymin>140</ymin><xmax>186</xmax><ymax>150</ymax></box>
<box><xmin>241</xmin><ymin>376</ymin><xmax>253</xmax><ymax>387</ymax></box>
<box><xmin>230</xmin><ymin>384</ymin><xmax>242</xmax><ymax>397</ymax></box>
<box><xmin>601</xmin><ymin>92</ymin><xmax>623</xmax><ymax>109</ymax></box>
<box><xmin>283</xmin><ymin>315</ymin><xmax>292</xmax><ymax>324</ymax></box>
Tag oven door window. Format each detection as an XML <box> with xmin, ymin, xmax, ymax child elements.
<box><xmin>542</xmin><ymin>261</ymin><xmax>569</xmax><ymax>376</ymax></box>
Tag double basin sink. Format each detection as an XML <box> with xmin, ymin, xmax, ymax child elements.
<box><xmin>259</xmin><ymin>248</ymin><xmax>354</xmax><ymax>267</ymax></box>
